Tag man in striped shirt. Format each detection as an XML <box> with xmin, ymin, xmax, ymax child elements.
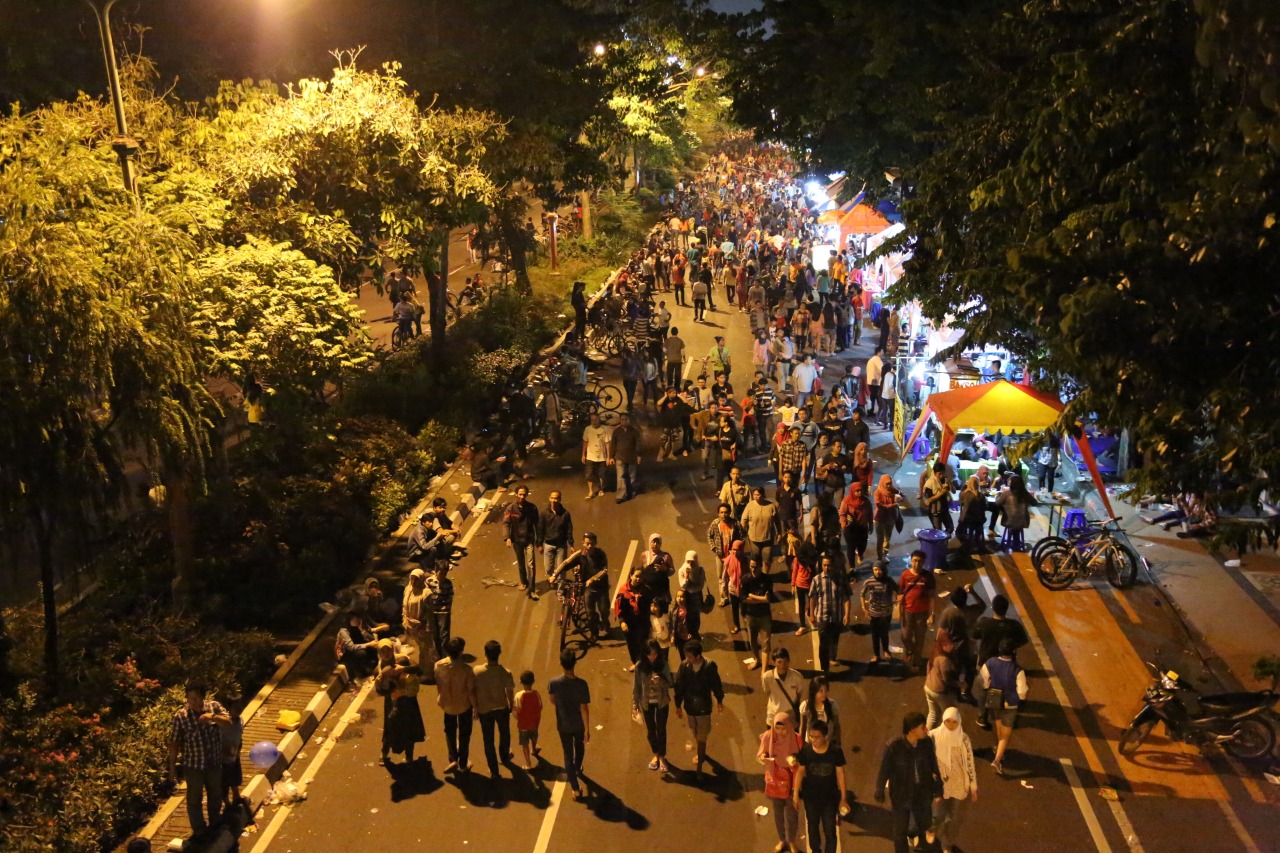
<box><xmin>752</xmin><ymin>375</ymin><xmax>776</xmax><ymax>451</ymax></box>
<box><xmin>807</xmin><ymin>555</ymin><xmax>850</xmax><ymax>673</ymax></box>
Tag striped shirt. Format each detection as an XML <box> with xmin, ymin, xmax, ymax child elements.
<box><xmin>808</xmin><ymin>572</ymin><xmax>848</xmax><ymax>628</ymax></box>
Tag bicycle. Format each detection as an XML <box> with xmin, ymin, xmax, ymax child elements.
<box><xmin>1031</xmin><ymin>516</ymin><xmax>1141</xmax><ymax>590</ymax></box>
<box><xmin>556</xmin><ymin>575</ymin><xmax>603</xmax><ymax>650</ymax></box>
<box><xmin>390</xmin><ymin>323</ymin><xmax>413</xmax><ymax>350</ymax></box>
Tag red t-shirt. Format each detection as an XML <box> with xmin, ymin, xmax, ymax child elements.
<box><xmin>899</xmin><ymin>568</ymin><xmax>936</xmax><ymax>614</ymax></box>
<box><xmin>515</xmin><ymin>689</ymin><xmax>542</xmax><ymax>731</ymax></box>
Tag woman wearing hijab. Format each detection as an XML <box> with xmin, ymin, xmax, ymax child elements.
<box><xmin>639</xmin><ymin>533</ymin><xmax>675</xmax><ymax>603</ymax></box>
<box><xmin>757</xmin><ymin>712</ymin><xmax>803</xmax><ymax>852</ymax></box>
<box><xmin>929</xmin><ymin>706</ymin><xmax>977</xmax><ymax>853</ymax></box>
<box><xmin>873</xmin><ymin>475</ymin><xmax>904</xmax><ymax>561</ymax></box>
<box><xmin>676</xmin><ymin>550</ymin><xmax>708</xmax><ymax>612</ymax></box>
<box><xmin>724</xmin><ymin>540</ymin><xmax>746</xmax><ymax>635</ymax></box>
<box><xmin>850</xmin><ymin>442</ymin><xmax>873</xmax><ymax>492</ymax></box>
<box><xmin>376</xmin><ymin>645</ymin><xmax>426</xmax><ymax>765</ymax></box>
<box><xmin>615</xmin><ymin>566</ymin><xmax>651</xmax><ymax>671</ymax></box>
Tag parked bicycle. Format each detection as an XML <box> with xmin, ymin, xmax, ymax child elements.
<box><xmin>1031</xmin><ymin>516</ymin><xmax>1141</xmax><ymax>590</ymax></box>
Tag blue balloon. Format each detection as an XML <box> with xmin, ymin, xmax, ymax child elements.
<box><xmin>249</xmin><ymin>740</ymin><xmax>280</xmax><ymax>769</ymax></box>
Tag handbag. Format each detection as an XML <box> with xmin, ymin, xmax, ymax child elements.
<box><xmin>701</xmin><ymin>589</ymin><xmax>715</xmax><ymax>614</ymax></box>
<box><xmin>764</xmin><ymin>764</ymin><xmax>794</xmax><ymax>799</ymax></box>
<box><xmin>894</xmin><ymin>506</ymin><xmax>905</xmax><ymax>533</ymax></box>
<box><xmin>983</xmin><ymin>686</ymin><xmax>1005</xmax><ymax>712</ymax></box>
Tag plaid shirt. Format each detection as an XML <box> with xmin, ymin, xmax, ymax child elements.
<box><xmin>171</xmin><ymin>700</ymin><xmax>228</xmax><ymax>771</ymax></box>
<box><xmin>808</xmin><ymin>572</ymin><xmax>848</xmax><ymax>628</ymax></box>
<box><xmin>776</xmin><ymin>439</ymin><xmax>809</xmax><ymax>476</ymax></box>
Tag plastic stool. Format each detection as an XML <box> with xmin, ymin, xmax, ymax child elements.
<box><xmin>1062</xmin><ymin>508</ymin><xmax>1088</xmax><ymax>536</ymax></box>
<box><xmin>912</xmin><ymin>437</ymin><xmax>931</xmax><ymax>464</ymax></box>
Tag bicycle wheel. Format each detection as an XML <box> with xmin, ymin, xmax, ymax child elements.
<box><xmin>574</xmin><ymin>600</ymin><xmax>600</xmax><ymax>645</ymax></box>
<box><xmin>593</xmin><ymin>383</ymin><xmax>624</xmax><ymax>411</ymax></box>
<box><xmin>1030</xmin><ymin>535</ymin><xmax>1069</xmax><ymax>569</ymax></box>
<box><xmin>559</xmin><ymin>597</ymin><xmax>572</xmax><ymax>650</ymax></box>
<box><xmin>391</xmin><ymin>326</ymin><xmax>409</xmax><ymax>349</ymax></box>
<box><xmin>1104</xmin><ymin>541</ymin><xmax>1140</xmax><ymax>589</ymax></box>
<box><xmin>1036</xmin><ymin>545</ymin><xmax>1079</xmax><ymax>590</ymax></box>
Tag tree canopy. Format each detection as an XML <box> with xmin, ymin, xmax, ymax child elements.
<box><xmin>717</xmin><ymin>0</ymin><xmax>1280</xmax><ymax>501</ymax></box>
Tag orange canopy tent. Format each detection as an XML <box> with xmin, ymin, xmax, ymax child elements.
<box><xmin>901</xmin><ymin>380</ymin><xmax>1114</xmax><ymax>515</ymax></box>
<box><xmin>838</xmin><ymin>203</ymin><xmax>890</xmax><ymax>238</ymax></box>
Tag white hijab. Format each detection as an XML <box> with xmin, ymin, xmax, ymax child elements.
<box><xmin>930</xmin><ymin>706</ymin><xmax>968</xmax><ymax>774</ymax></box>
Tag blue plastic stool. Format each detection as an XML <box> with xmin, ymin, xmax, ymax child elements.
<box><xmin>1062</xmin><ymin>508</ymin><xmax>1088</xmax><ymax>536</ymax></box>
<box><xmin>915</xmin><ymin>528</ymin><xmax>951</xmax><ymax>570</ymax></box>
<box><xmin>1001</xmin><ymin>528</ymin><xmax>1026</xmax><ymax>552</ymax></box>
<box><xmin>912</xmin><ymin>437</ymin><xmax>931</xmax><ymax>464</ymax></box>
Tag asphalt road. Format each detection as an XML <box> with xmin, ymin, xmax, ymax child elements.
<box><xmin>254</xmin><ymin>290</ymin><xmax>1276</xmax><ymax>853</ymax></box>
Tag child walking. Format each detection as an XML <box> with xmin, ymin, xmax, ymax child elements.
<box><xmin>514</xmin><ymin>670</ymin><xmax>543</xmax><ymax>770</ymax></box>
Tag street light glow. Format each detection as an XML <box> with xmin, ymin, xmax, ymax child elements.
<box><xmin>695</xmin><ymin>66</ymin><xmax>706</xmax><ymax>77</ymax></box>
<box><xmin>594</xmin><ymin>43</ymin><xmax>606</xmax><ymax>56</ymax></box>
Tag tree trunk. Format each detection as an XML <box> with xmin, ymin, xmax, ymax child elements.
<box><xmin>33</xmin><ymin>513</ymin><xmax>58</xmax><ymax>697</ymax></box>
<box><xmin>579</xmin><ymin>190</ymin><xmax>594</xmax><ymax>242</ymax></box>
<box><xmin>167</xmin><ymin>467</ymin><xmax>195</xmax><ymax>610</ymax></box>
<box><xmin>428</xmin><ymin>229</ymin><xmax>449</xmax><ymax>366</ymax></box>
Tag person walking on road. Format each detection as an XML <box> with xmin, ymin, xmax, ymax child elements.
<box><xmin>798</xmin><ymin>675</ymin><xmax>844</xmax><ymax>750</ymax></box>
<box><xmin>402</xmin><ymin>568</ymin><xmax>435</xmax><ymax>670</ymax></box>
<box><xmin>807</xmin><ymin>554</ymin><xmax>850</xmax><ymax>674</ymax></box>
<box><xmin>514</xmin><ymin>670</ymin><xmax>543</xmax><ymax>770</ymax></box>
<box><xmin>977</xmin><ymin>638</ymin><xmax>1029</xmax><ymax>774</ymax></box>
<box><xmin>550</xmin><ymin>649</ymin><xmax>592</xmax><ymax>800</ymax></box>
<box><xmin>434</xmin><ymin>636</ymin><xmax>478</xmax><ymax>774</ymax></box>
<box><xmin>874</xmin><ymin>711</ymin><xmax>944</xmax><ymax>853</ymax></box>
<box><xmin>924</xmin><ymin>632</ymin><xmax>965</xmax><ymax>729</ymax></box>
<box><xmin>899</xmin><ymin>551</ymin><xmax>937</xmax><ymax>673</ymax></box>
<box><xmin>741</xmin><ymin>553</ymin><xmax>777</xmax><ymax>671</ymax></box>
<box><xmin>971</xmin><ymin>595</ymin><xmax>1029</xmax><ymax>727</ymax></box>
<box><xmin>930</xmin><ymin>706</ymin><xmax>978</xmax><ymax>853</ymax></box>
<box><xmin>552</xmin><ymin>532</ymin><xmax>611</xmax><ymax>632</ymax></box>
<box><xmin>503</xmin><ymin>485</ymin><xmax>542</xmax><ymax>601</ymax></box>
<box><xmin>609</xmin><ymin>411</ymin><xmax>642</xmax><ymax>503</ymax></box>
<box><xmin>474</xmin><ymin>640</ymin><xmax>516</xmax><ymax>780</ymax></box>
<box><xmin>633</xmin><ymin>639</ymin><xmax>675</xmax><ymax>773</ymax></box>
<box><xmin>861</xmin><ymin>562</ymin><xmax>899</xmax><ymax>666</ymax></box>
<box><xmin>615</xmin><ymin>567</ymin><xmax>651</xmax><ymax>670</ymax></box>
<box><xmin>792</xmin><ymin>719</ymin><xmax>850</xmax><ymax>853</ymax></box>
<box><xmin>168</xmin><ymin>685</ymin><xmax>231</xmax><ymax>838</ymax></box>
<box><xmin>707</xmin><ymin>503</ymin><xmax>744</xmax><ymax>607</ymax></box>
<box><xmin>664</xmin><ymin>327</ymin><xmax>686</xmax><ymax>388</ymax></box>
<box><xmin>839</xmin><ymin>480</ymin><xmax>874</xmax><ymax>571</ymax></box>
<box><xmin>762</xmin><ymin>646</ymin><xmax>805</xmax><ymax>728</ymax></box>
<box><xmin>674</xmin><ymin>640</ymin><xmax>725</xmax><ymax>778</ymax></box>
<box><xmin>707</xmin><ymin>335</ymin><xmax>732</xmax><ymax>382</ymax></box>
<box><xmin>539</xmin><ymin>490</ymin><xmax>573</xmax><ymax>578</ymax></box>
<box><xmin>741</xmin><ymin>487</ymin><xmax>780</xmax><ymax>569</ymax></box>
<box><xmin>873</xmin><ymin>474</ymin><xmax>905</xmax><ymax>561</ymax></box>
<box><xmin>581</xmin><ymin>411</ymin><xmax>612</xmax><ymax>501</ymax></box>
<box><xmin>758</xmin><ymin>712</ymin><xmax>803</xmax><ymax>853</ymax></box>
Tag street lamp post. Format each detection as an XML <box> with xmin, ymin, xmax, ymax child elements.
<box><xmin>85</xmin><ymin>0</ymin><xmax>140</xmax><ymax>199</ymax></box>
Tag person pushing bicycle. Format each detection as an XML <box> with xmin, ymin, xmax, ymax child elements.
<box><xmin>551</xmin><ymin>532</ymin><xmax>611</xmax><ymax>629</ymax></box>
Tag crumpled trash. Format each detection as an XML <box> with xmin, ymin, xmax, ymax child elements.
<box><xmin>1263</xmin><ymin>772</ymin><xmax>1280</xmax><ymax>785</ymax></box>
<box><xmin>1224</xmin><ymin>559</ymin><xmax>1242</xmax><ymax>568</ymax></box>
<box><xmin>481</xmin><ymin>576</ymin><xmax>522</xmax><ymax>589</ymax></box>
<box><xmin>754</xmin><ymin>805</ymin><xmax>770</xmax><ymax>816</ymax></box>
<box><xmin>1099</xmin><ymin>787</ymin><xmax>1118</xmax><ymax>801</ymax></box>
<box><xmin>267</xmin><ymin>774</ymin><xmax>307</xmax><ymax>805</ymax></box>
<box><xmin>1020</xmin><ymin>780</ymin><xmax>1034</xmax><ymax>789</ymax></box>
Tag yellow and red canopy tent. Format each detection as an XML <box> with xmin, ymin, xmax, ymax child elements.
<box><xmin>901</xmin><ymin>380</ymin><xmax>1114</xmax><ymax>516</ymax></box>
<box><xmin>838</xmin><ymin>203</ymin><xmax>890</xmax><ymax>238</ymax></box>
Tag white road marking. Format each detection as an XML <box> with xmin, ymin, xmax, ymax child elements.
<box><xmin>1061</xmin><ymin>758</ymin><xmax>1115</xmax><ymax>853</ymax></box>
<box><xmin>251</xmin><ymin>678</ymin><xmax>378</xmax><ymax>853</ymax></box>
<box><xmin>460</xmin><ymin>488</ymin><xmax>503</xmax><ymax>548</ymax></box>
<box><xmin>614</xmin><ymin>539</ymin><xmax>641</xmax><ymax>602</ymax></box>
<box><xmin>530</xmin><ymin>779</ymin><xmax>568</xmax><ymax>853</ymax></box>
<box><xmin>688</xmin><ymin>472</ymin><xmax>709</xmax><ymax>514</ymax></box>
<box><xmin>981</xmin><ymin>565</ymin><xmax>1146</xmax><ymax>853</ymax></box>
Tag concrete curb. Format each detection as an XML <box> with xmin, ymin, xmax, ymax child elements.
<box><xmin>148</xmin><ymin>475</ymin><xmax>487</xmax><ymax>852</ymax></box>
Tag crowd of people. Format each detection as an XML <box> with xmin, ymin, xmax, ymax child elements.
<box><xmin>167</xmin><ymin>146</ymin><xmax>1042</xmax><ymax>853</ymax></box>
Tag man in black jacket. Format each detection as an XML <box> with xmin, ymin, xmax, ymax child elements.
<box><xmin>673</xmin><ymin>640</ymin><xmax>725</xmax><ymax>777</ymax></box>
<box><xmin>503</xmin><ymin>485</ymin><xmax>542</xmax><ymax>601</ymax></box>
<box><xmin>538</xmin><ymin>490</ymin><xmax>574</xmax><ymax>579</ymax></box>
<box><xmin>874</xmin><ymin>712</ymin><xmax>943</xmax><ymax>853</ymax></box>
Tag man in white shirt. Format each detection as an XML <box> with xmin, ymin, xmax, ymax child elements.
<box><xmin>879</xmin><ymin>366</ymin><xmax>897</xmax><ymax>429</ymax></box>
<box><xmin>760</xmin><ymin>648</ymin><xmax>805</xmax><ymax>727</ymax></box>
<box><xmin>865</xmin><ymin>351</ymin><xmax>885</xmax><ymax>418</ymax></box>
<box><xmin>791</xmin><ymin>355</ymin><xmax>818</xmax><ymax>409</ymax></box>
<box><xmin>581</xmin><ymin>412</ymin><xmax>613</xmax><ymax>500</ymax></box>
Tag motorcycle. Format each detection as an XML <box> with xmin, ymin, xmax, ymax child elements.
<box><xmin>1119</xmin><ymin>661</ymin><xmax>1277</xmax><ymax>760</ymax></box>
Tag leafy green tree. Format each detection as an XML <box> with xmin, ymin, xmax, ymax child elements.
<box><xmin>0</xmin><ymin>97</ymin><xmax>215</xmax><ymax>692</ymax></box>
<box><xmin>195</xmin><ymin>55</ymin><xmax>501</xmax><ymax>357</ymax></box>
<box><xmin>191</xmin><ymin>237</ymin><xmax>373</xmax><ymax>410</ymax></box>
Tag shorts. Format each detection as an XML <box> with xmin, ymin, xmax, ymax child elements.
<box><xmin>585</xmin><ymin>460</ymin><xmax>606</xmax><ymax>482</ymax></box>
<box><xmin>687</xmin><ymin>714</ymin><xmax>712</xmax><ymax>741</ymax></box>
<box><xmin>519</xmin><ymin>729</ymin><xmax>539</xmax><ymax>746</ymax></box>
<box><xmin>746</xmin><ymin>614</ymin><xmax>773</xmax><ymax>639</ymax></box>
<box><xmin>998</xmin><ymin>706</ymin><xmax>1020</xmax><ymax>728</ymax></box>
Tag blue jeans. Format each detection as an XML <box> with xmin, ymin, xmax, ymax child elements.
<box><xmin>544</xmin><ymin>542</ymin><xmax>570</xmax><ymax>577</ymax></box>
